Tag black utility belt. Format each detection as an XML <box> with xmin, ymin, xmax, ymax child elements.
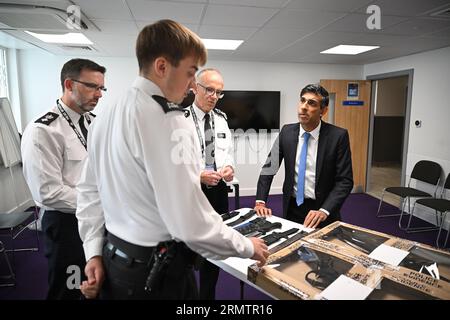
<box><xmin>106</xmin><ymin>231</ymin><xmax>156</xmax><ymax>263</ymax></box>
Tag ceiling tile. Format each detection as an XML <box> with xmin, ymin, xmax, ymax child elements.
<box><xmin>273</xmin><ymin>31</ymin><xmax>360</xmax><ymax>61</ymax></box>
<box><xmin>87</xmin><ymin>33</ymin><xmax>136</xmax><ymax>56</ymax></box>
<box><xmin>202</xmin><ymin>5</ymin><xmax>278</xmax><ymax>27</ymax></box>
<box><xmin>164</xmin><ymin>0</ymin><xmax>207</xmax><ymax>2</ymax></box>
<box><xmin>73</xmin><ymin>0</ymin><xmax>133</xmax><ymax>20</ymax></box>
<box><xmin>209</xmin><ymin>0</ymin><xmax>287</xmax><ymax>8</ymax></box>
<box><xmin>322</xmin><ymin>13</ymin><xmax>408</xmax><ymax>33</ymax></box>
<box><xmin>357</xmin><ymin>0</ymin><xmax>450</xmax><ymax>16</ymax></box>
<box><xmin>264</xmin><ymin>8</ymin><xmax>344</xmax><ymax>30</ymax></box>
<box><xmin>91</xmin><ymin>19</ymin><xmax>138</xmax><ymax>35</ymax></box>
<box><xmin>382</xmin><ymin>18</ymin><xmax>450</xmax><ymax>36</ymax></box>
<box><xmin>427</xmin><ymin>26</ymin><xmax>450</xmax><ymax>38</ymax></box>
<box><xmin>126</xmin><ymin>0</ymin><xmax>204</xmax><ymax>24</ymax></box>
<box><xmin>235</xmin><ymin>27</ymin><xmax>311</xmax><ymax>56</ymax></box>
<box><xmin>286</xmin><ymin>0</ymin><xmax>372</xmax><ymax>12</ymax></box>
<box><xmin>198</xmin><ymin>25</ymin><xmax>258</xmax><ymax>40</ymax></box>
<box><xmin>1</xmin><ymin>0</ymin><xmax>449</xmax><ymax>65</ymax></box>
<box><xmin>349</xmin><ymin>33</ymin><xmax>415</xmax><ymax>47</ymax></box>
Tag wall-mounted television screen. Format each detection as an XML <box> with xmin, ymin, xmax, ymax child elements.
<box><xmin>180</xmin><ymin>90</ymin><xmax>280</xmax><ymax>130</ymax></box>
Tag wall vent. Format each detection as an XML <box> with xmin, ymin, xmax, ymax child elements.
<box><xmin>59</xmin><ymin>44</ymin><xmax>96</xmax><ymax>52</ymax></box>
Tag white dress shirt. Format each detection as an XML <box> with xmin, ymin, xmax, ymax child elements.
<box><xmin>76</xmin><ymin>76</ymin><xmax>253</xmax><ymax>261</ymax></box>
<box><xmin>21</xmin><ymin>99</ymin><xmax>91</xmax><ymax>213</ymax></box>
<box><xmin>190</xmin><ymin>103</ymin><xmax>234</xmax><ymax>171</ymax></box>
<box><xmin>293</xmin><ymin>121</ymin><xmax>329</xmax><ymax>216</ymax></box>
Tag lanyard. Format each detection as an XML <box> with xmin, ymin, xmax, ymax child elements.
<box><xmin>56</xmin><ymin>99</ymin><xmax>88</xmax><ymax>150</ymax></box>
<box><xmin>190</xmin><ymin>105</ymin><xmax>215</xmax><ymax>161</ymax></box>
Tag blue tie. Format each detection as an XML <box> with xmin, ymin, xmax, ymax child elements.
<box><xmin>296</xmin><ymin>132</ymin><xmax>311</xmax><ymax>206</ymax></box>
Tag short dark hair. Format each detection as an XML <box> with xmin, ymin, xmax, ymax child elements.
<box><xmin>60</xmin><ymin>58</ymin><xmax>106</xmax><ymax>91</ymax></box>
<box><xmin>136</xmin><ymin>19</ymin><xmax>207</xmax><ymax>73</ymax></box>
<box><xmin>300</xmin><ymin>84</ymin><xmax>329</xmax><ymax>108</ymax></box>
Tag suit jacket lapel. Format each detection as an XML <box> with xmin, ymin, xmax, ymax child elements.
<box><xmin>316</xmin><ymin>121</ymin><xmax>329</xmax><ymax>183</ymax></box>
<box><xmin>287</xmin><ymin>124</ymin><xmax>300</xmax><ymax>173</ymax></box>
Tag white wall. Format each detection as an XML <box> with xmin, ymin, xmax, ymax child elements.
<box><xmin>17</xmin><ymin>50</ymin><xmax>139</xmax><ymax>129</ymax></box>
<box><xmin>364</xmin><ymin>46</ymin><xmax>450</xmax><ymax>229</ymax></box>
<box><xmin>16</xmin><ymin>49</ymin><xmax>363</xmax><ymax>198</ymax></box>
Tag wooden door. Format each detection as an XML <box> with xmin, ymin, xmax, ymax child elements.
<box><xmin>320</xmin><ymin>79</ymin><xmax>371</xmax><ymax>192</ymax></box>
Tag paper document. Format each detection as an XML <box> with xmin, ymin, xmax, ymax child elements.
<box><xmin>320</xmin><ymin>275</ymin><xmax>373</xmax><ymax>300</ymax></box>
<box><xmin>368</xmin><ymin>244</ymin><xmax>409</xmax><ymax>266</ymax></box>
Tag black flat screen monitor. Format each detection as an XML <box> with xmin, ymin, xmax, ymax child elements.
<box><xmin>180</xmin><ymin>90</ymin><xmax>280</xmax><ymax>130</ymax></box>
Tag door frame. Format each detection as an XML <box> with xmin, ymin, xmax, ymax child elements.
<box><xmin>366</xmin><ymin>69</ymin><xmax>414</xmax><ymax>189</ymax></box>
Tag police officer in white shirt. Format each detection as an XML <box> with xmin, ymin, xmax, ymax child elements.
<box><xmin>76</xmin><ymin>20</ymin><xmax>269</xmax><ymax>300</ymax></box>
<box><xmin>21</xmin><ymin>58</ymin><xmax>106</xmax><ymax>299</ymax></box>
<box><xmin>187</xmin><ymin>68</ymin><xmax>234</xmax><ymax>299</ymax></box>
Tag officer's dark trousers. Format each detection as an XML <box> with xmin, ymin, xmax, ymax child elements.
<box><xmin>198</xmin><ymin>180</ymin><xmax>229</xmax><ymax>300</ymax></box>
<box><xmin>41</xmin><ymin>210</ymin><xmax>85</xmax><ymax>300</ymax></box>
<box><xmin>287</xmin><ymin>197</ymin><xmax>339</xmax><ymax>228</ymax></box>
<box><xmin>101</xmin><ymin>232</ymin><xmax>197</xmax><ymax>300</ymax></box>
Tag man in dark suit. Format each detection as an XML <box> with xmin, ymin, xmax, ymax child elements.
<box><xmin>254</xmin><ymin>84</ymin><xmax>353</xmax><ymax>229</ymax></box>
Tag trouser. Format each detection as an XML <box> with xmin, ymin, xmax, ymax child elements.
<box><xmin>101</xmin><ymin>232</ymin><xmax>198</xmax><ymax>300</ymax></box>
<box><xmin>198</xmin><ymin>180</ymin><xmax>229</xmax><ymax>300</ymax></box>
<box><xmin>287</xmin><ymin>197</ymin><xmax>339</xmax><ymax>228</ymax></box>
<box><xmin>41</xmin><ymin>210</ymin><xmax>86</xmax><ymax>300</ymax></box>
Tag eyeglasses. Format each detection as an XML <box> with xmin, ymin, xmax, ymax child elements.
<box><xmin>300</xmin><ymin>96</ymin><xmax>320</xmax><ymax>108</ymax></box>
<box><xmin>71</xmin><ymin>79</ymin><xmax>107</xmax><ymax>92</ymax></box>
<box><xmin>197</xmin><ymin>83</ymin><xmax>224</xmax><ymax>99</ymax></box>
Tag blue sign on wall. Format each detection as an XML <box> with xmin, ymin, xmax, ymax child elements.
<box><xmin>343</xmin><ymin>100</ymin><xmax>364</xmax><ymax>106</ymax></box>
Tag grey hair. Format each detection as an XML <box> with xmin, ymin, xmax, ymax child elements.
<box><xmin>196</xmin><ymin>68</ymin><xmax>222</xmax><ymax>82</ymax></box>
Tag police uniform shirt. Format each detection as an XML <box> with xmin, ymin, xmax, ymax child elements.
<box><xmin>21</xmin><ymin>99</ymin><xmax>92</xmax><ymax>213</ymax></box>
<box><xmin>191</xmin><ymin>103</ymin><xmax>234</xmax><ymax>171</ymax></box>
<box><xmin>76</xmin><ymin>76</ymin><xmax>253</xmax><ymax>261</ymax></box>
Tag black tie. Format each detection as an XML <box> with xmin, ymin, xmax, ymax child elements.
<box><xmin>204</xmin><ymin>113</ymin><xmax>215</xmax><ymax>169</ymax></box>
<box><xmin>79</xmin><ymin>116</ymin><xmax>88</xmax><ymax>142</ymax></box>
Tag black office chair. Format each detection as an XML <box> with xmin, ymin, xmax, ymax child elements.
<box><xmin>376</xmin><ymin>160</ymin><xmax>442</xmax><ymax>230</ymax></box>
<box><xmin>409</xmin><ymin>173</ymin><xmax>450</xmax><ymax>248</ymax></box>
<box><xmin>0</xmin><ymin>240</ymin><xmax>15</xmax><ymax>287</ymax></box>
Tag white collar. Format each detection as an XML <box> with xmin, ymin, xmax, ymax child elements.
<box><xmin>132</xmin><ymin>76</ymin><xmax>165</xmax><ymax>100</ymax></box>
<box><xmin>299</xmin><ymin>120</ymin><xmax>321</xmax><ymax>140</ymax></box>
<box><xmin>58</xmin><ymin>99</ymin><xmax>82</xmax><ymax>122</ymax></box>
<box><xmin>192</xmin><ymin>102</ymin><xmax>211</xmax><ymax>120</ymax></box>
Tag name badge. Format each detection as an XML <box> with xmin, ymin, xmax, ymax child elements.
<box><xmin>217</xmin><ymin>132</ymin><xmax>226</xmax><ymax>139</ymax></box>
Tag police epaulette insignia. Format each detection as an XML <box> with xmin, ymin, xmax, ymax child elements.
<box><xmin>184</xmin><ymin>109</ymin><xmax>191</xmax><ymax>118</ymax></box>
<box><xmin>152</xmin><ymin>95</ymin><xmax>185</xmax><ymax>114</ymax></box>
<box><xmin>35</xmin><ymin>112</ymin><xmax>59</xmax><ymax>125</ymax></box>
<box><xmin>213</xmin><ymin>108</ymin><xmax>227</xmax><ymax>120</ymax></box>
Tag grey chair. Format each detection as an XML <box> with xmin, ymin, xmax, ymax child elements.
<box><xmin>376</xmin><ymin>160</ymin><xmax>442</xmax><ymax>230</ymax></box>
<box><xmin>0</xmin><ymin>240</ymin><xmax>15</xmax><ymax>287</ymax></box>
<box><xmin>0</xmin><ymin>206</ymin><xmax>40</xmax><ymax>254</ymax></box>
<box><xmin>409</xmin><ymin>173</ymin><xmax>450</xmax><ymax>248</ymax></box>
<box><xmin>0</xmin><ymin>207</ymin><xmax>40</xmax><ymax>286</ymax></box>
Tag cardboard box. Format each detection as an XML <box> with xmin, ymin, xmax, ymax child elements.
<box><xmin>303</xmin><ymin>221</ymin><xmax>450</xmax><ymax>285</ymax></box>
<box><xmin>248</xmin><ymin>222</ymin><xmax>450</xmax><ymax>300</ymax></box>
<box><xmin>248</xmin><ymin>240</ymin><xmax>361</xmax><ymax>300</ymax></box>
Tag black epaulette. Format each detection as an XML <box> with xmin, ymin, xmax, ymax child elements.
<box><xmin>35</xmin><ymin>112</ymin><xmax>59</xmax><ymax>125</ymax></box>
<box><xmin>152</xmin><ymin>95</ymin><xmax>185</xmax><ymax>114</ymax></box>
<box><xmin>183</xmin><ymin>107</ymin><xmax>191</xmax><ymax>118</ymax></box>
<box><xmin>213</xmin><ymin>108</ymin><xmax>227</xmax><ymax>120</ymax></box>
<box><xmin>89</xmin><ymin>112</ymin><xmax>96</xmax><ymax>117</ymax></box>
